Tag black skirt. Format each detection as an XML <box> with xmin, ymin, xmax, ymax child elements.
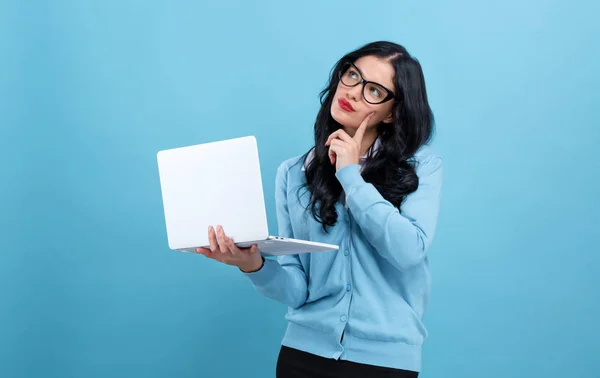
<box><xmin>276</xmin><ymin>345</ymin><xmax>419</xmax><ymax>378</ymax></box>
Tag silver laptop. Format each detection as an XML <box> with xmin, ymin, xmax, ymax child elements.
<box><xmin>156</xmin><ymin>135</ymin><xmax>339</xmax><ymax>256</ymax></box>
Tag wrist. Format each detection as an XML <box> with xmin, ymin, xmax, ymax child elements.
<box><xmin>239</xmin><ymin>255</ymin><xmax>265</xmax><ymax>273</ymax></box>
<box><xmin>336</xmin><ymin>163</ymin><xmax>362</xmax><ymax>186</ymax></box>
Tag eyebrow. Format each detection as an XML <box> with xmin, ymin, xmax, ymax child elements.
<box><xmin>352</xmin><ymin>63</ymin><xmax>393</xmax><ymax>89</ymax></box>
<box><xmin>351</xmin><ymin>63</ymin><xmax>366</xmax><ymax>79</ymax></box>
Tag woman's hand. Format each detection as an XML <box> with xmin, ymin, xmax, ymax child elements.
<box><xmin>325</xmin><ymin>112</ymin><xmax>375</xmax><ymax>172</ymax></box>
<box><xmin>195</xmin><ymin>225</ymin><xmax>264</xmax><ymax>273</ymax></box>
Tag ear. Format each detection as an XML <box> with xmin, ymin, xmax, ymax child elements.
<box><xmin>382</xmin><ymin>112</ymin><xmax>393</xmax><ymax>124</ymax></box>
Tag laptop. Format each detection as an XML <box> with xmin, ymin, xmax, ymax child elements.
<box><xmin>156</xmin><ymin>135</ymin><xmax>339</xmax><ymax>256</ymax></box>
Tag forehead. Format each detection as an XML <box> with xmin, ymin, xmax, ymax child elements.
<box><xmin>352</xmin><ymin>56</ymin><xmax>395</xmax><ymax>89</ymax></box>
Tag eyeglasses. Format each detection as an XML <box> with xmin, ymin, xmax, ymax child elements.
<box><xmin>338</xmin><ymin>62</ymin><xmax>396</xmax><ymax>105</ymax></box>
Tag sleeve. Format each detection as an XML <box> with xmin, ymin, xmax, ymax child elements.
<box><xmin>335</xmin><ymin>155</ymin><xmax>443</xmax><ymax>271</ymax></box>
<box><xmin>242</xmin><ymin>161</ymin><xmax>309</xmax><ymax>309</ymax></box>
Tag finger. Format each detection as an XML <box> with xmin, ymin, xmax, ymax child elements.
<box><xmin>330</xmin><ymin>139</ymin><xmax>348</xmax><ymax>154</ymax></box>
<box><xmin>325</xmin><ymin>129</ymin><xmax>352</xmax><ymax>146</ymax></box>
<box><xmin>328</xmin><ymin>147</ymin><xmax>335</xmax><ymax>165</ymax></box>
<box><xmin>208</xmin><ymin>226</ymin><xmax>219</xmax><ymax>253</ymax></box>
<box><xmin>325</xmin><ymin>130</ymin><xmax>342</xmax><ymax>147</ymax></box>
<box><xmin>329</xmin><ymin>147</ymin><xmax>335</xmax><ymax>165</ymax></box>
<box><xmin>195</xmin><ymin>247</ymin><xmax>214</xmax><ymax>258</ymax></box>
<box><xmin>329</xmin><ymin>144</ymin><xmax>344</xmax><ymax>158</ymax></box>
<box><xmin>226</xmin><ymin>237</ymin><xmax>241</xmax><ymax>256</ymax></box>
<box><xmin>331</xmin><ymin>130</ymin><xmax>354</xmax><ymax>145</ymax></box>
<box><xmin>328</xmin><ymin>141</ymin><xmax>340</xmax><ymax>165</ymax></box>
<box><xmin>354</xmin><ymin>112</ymin><xmax>375</xmax><ymax>143</ymax></box>
<box><xmin>216</xmin><ymin>225</ymin><xmax>230</xmax><ymax>253</ymax></box>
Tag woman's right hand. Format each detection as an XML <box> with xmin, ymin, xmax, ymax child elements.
<box><xmin>195</xmin><ymin>225</ymin><xmax>264</xmax><ymax>273</ymax></box>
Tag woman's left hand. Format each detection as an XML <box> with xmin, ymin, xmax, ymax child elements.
<box><xmin>325</xmin><ymin>112</ymin><xmax>375</xmax><ymax>172</ymax></box>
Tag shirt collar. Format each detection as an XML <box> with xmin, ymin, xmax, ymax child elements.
<box><xmin>301</xmin><ymin>137</ymin><xmax>381</xmax><ymax>171</ymax></box>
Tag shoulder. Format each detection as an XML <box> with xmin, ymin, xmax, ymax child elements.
<box><xmin>276</xmin><ymin>152</ymin><xmax>309</xmax><ymax>181</ymax></box>
<box><xmin>411</xmin><ymin>144</ymin><xmax>443</xmax><ymax>178</ymax></box>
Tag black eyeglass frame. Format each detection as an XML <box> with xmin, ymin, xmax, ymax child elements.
<box><xmin>338</xmin><ymin>61</ymin><xmax>397</xmax><ymax>104</ymax></box>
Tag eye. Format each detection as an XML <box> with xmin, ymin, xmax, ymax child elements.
<box><xmin>370</xmin><ymin>87</ymin><xmax>382</xmax><ymax>98</ymax></box>
<box><xmin>349</xmin><ymin>70</ymin><xmax>359</xmax><ymax>79</ymax></box>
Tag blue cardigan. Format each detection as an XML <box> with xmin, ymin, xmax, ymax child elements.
<box><xmin>243</xmin><ymin>144</ymin><xmax>443</xmax><ymax>372</ymax></box>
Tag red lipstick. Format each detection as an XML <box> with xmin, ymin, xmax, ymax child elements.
<box><xmin>338</xmin><ymin>98</ymin><xmax>355</xmax><ymax>112</ymax></box>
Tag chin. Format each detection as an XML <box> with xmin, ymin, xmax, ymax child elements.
<box><xmin>330</xmin><ymin>105</ymin><xmax>359</xmax><ymax>129</ymax></box>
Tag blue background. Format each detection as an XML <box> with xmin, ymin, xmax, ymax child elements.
<box><xmin>1</xmin><ymin>1</ymin><xmax>599</xmax><ymax>377</ymax></box>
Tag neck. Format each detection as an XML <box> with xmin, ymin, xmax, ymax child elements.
<box><xmin>344</xmin><ymin>127</ymin><xmax>378</xmax><ymax>157</ymax></box>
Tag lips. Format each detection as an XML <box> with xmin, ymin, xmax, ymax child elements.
<box><xmin>338</xmin><ymin>98</ymin><xmax>355</xmax><ymax>112</ymax></box>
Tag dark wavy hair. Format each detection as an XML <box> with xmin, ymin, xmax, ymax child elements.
<box><xmin>300</xmin><ymin>41</ymin><xmax>435</xmax><ymax>232</ymax></box>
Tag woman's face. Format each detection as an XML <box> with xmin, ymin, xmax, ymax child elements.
<box><xmin>330</xmin><ymin>55</ymin><xmax>396</xmax><ymax>132</ymax></box>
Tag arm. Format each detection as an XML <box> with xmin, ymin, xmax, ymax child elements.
<box><xmin>242</xmin><ymin>162</ymin><xmax>309</xmax><ymax>309</ymax></box>
<box><xmin>335</xmin><ymin>155</ymin><xmax>443</xmax><ymax>271</ymax></box>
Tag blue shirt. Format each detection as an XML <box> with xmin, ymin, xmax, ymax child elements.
<box><xmin>243</xmin><ymin>143</ymin><xmax>443</xmax><ymax>372</ymax></box>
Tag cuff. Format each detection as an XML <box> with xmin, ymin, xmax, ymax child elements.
<box><xmin>335</xmin><ymin>164</ymin><xmax>365</xmax><ymax>194</ymax></box>
<box><xmin>242</xmin><ymin>257</ymin><xmax>278</xmax><ymax>288</ymax></box>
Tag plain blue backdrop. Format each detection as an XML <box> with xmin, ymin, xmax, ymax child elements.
<box><xmin>1</xmin><ymin>1</ymin><xmax>599</xmax><ymax>377</ymax></box>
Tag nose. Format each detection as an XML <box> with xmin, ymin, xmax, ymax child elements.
<box><xmin>345</xmin><ymin>85</ymin><xmax>362</xmax><ymax>102</ymax></box>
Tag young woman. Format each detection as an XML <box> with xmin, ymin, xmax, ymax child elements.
<box><xmin>196</xmin><ymin>41</ymin><xmax>443</xmax><ymax>378</ymax></box>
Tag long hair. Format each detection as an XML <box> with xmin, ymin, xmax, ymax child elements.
<box><xmin>300</xmin><ymin>41</ymin><xmax>435</xmax><ymax>232</ymax></box>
